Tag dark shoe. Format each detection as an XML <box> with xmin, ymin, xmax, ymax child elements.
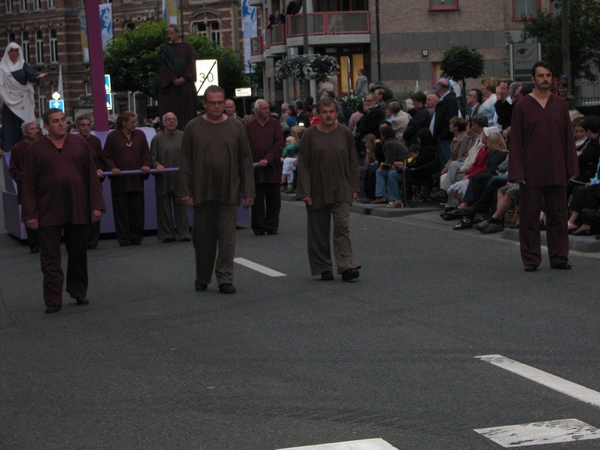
<box><xmin>524</xmin><ymin>265</ymin><xmax>538</xmax><ymax>272</ymax></box>
<box><xmin>442</xmin><ymin>213</ymin><xmax>460</xmax><ymax>221</ymax></box>
<box><xmin>474</xmin><ymin>220</ymin><xmax>490</xmax><ymax>231</ymax></box>
<box><xmin>446</xmin><ymin>208</ymin><xmax>467</xmax><ymax>218</ymax></box>
<box><xmin>266</xmin><ymin>230</ymin><xmax>278</xmax><ymax>235</ymax></box>
<box><xmin>481</xmin><ymin>222</ymin><xmax>504</xmax><ymax>234</ymax></box>
<box><xmin>181</xmin><ymin>237</ymin><xmax>191</xmax><ymax>242</ymax></box>
<box><xmin>341</xmin><ymin>268</ymin><xmax>360</xmax><ymax>282</ymax></box>
<box><xmin>572</xmin><ymin>227</ymin><xmax>591</xmax><ymax>236</ymax></box>
<box><xmin>254</xmin><ymin>230</ymin><xmax>266</xmax><ymax>236</ymax></box>
<box><xmin>360</xmin><ymin>198</ymin><xmax>372</xmax><ymax>204</ymax></box>
<box><xmin>162</xmin><ymin>238</ymin><xmax>176</xmax><ymax>243</ymax></box>
<box><xmin>582</xmin><ymin>208</ymin><xmax>600</xmax><ymax>220</ymax></box>
<box><xmin>453</xmin><ymin>219</ymin><xmax>473</xmax><ymax>230</ymax></box>
<box><xmin>131</xmin><ymin>239</ymin><xmax>142</xmax><ymax>245</ymax></box>
<box><xmin>219</xmin><ymin>283</ymin><xmax>236</xmax><ymax>294</ymax></box>
<box><xmin>321</xmin><ymin>271</ymin><xmax>334</xmax><ymax>281</ymax></box>
<box><xmin>430</xmin><ymin>190</ymin><xmax>448</xmax><ymax>202</ymax></box>
<box><xmin>283</xmin><ymin>187</ymin><xmax>296</xmax><ymax>194</ymax></box>
<box><xmin>45</xmin><ymin>303</ymin><xmax>61</xmax><ymax>314</ymax></box>
<box><xmin>372</xmin><ymin>197</ymin><xmax>387</xmax><ymax>204</ymax></box>
<box><xmin>119</xmin><ymin>241</ymin><xmax>130</xmax><ymax>247</ymax></box>
<box><xmin>551</xmin><ymin>262</ymin><xmax>572</xmax><ymax>270</ymax></box>
<box><xmin>75</xmin><ymin>297</ymin><xmax>89</xmax><ymax>305</ymax></box>
<box><xmin>195</xmin><ymin>282</ymin><xmax>208</xmax><ymax>291</ymax></box>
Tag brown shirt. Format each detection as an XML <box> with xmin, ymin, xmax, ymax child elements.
<box><xmin>150</xmin><ymin>130</ymin><xmax>184</xmax><ymax>196</ymax></box>
<box><xmin>509</xmin><ymin>94</ymin><xmax>578</xmax><ymax>187</ymax></box>
<box><xmin>296</xmin><ymin>125</ymin><xmax>359</xmax><ymax>210</ymax></box>
<box><xmin>179</xmin><ymin>116</ymin><xmax>255</xmax><ymax>206</ymax></box>
<box><xmin>8</xmin><ymin>138</ymin><xmax>34</xmax><ymax>204</ymax></box>
<box><xmin>21</xmin><ymin>134</ymin><xmax>106</xmax><ymax>227</ymax></box>
<box><xmin>246</xmin><ymin>117</ymin><xmax>285</xmax><ymax>184</ymax></box>
<box><xmin>103</xmin><ymin>129</ymin><xmax>152</xmax><ymax>193</ymax></box>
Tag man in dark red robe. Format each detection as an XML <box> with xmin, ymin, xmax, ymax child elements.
<box><xmin>246</xmin><ymin>99</ymin><xmax>284</xmax><ymax>235</ymax></box>
<box><xmin>158</xmin><ymin>24</ymin><xmax>197</xmax><ymax>130</ymax></box>
<box><xmin>8</xmin><ymin>120</ymin><xmax>41</xmax><ymax>252</ymax></box>
<box><xmin>76</xmin><ymin>114</ymin><xmax>107</xmax><ymax>249</ymax></box>
<box><xmin>21</xmin><ymin>109</ymin><xmax>106</xmax><ymax>314</ymax></box>
<box><xmin>509</xmin><ymin>61</ymin><xmax>579</xmax><ymax>271</ymax></box>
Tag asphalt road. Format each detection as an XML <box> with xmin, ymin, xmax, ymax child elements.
<box><xmin>2</xmin><ymin>170</ymin><xmax>600</xmax><ymax>449</ymax></box>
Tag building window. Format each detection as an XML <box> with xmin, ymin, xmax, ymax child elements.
<box><xmin>513</xmin><ymin>0</ymin><xmax>540</xmax><ymax>19</ymax></box>
<box><xmin>48</xmin><ymin>0</ymin><xmax>55</xmax><ymax>8</ymax></box>
<box><xmin>38</xmin><ymin>85</ymin><xmax>46</xmax><ymax>115</ymax></box>
<box><xmin>125</xmin><ymin>22</ymin><xmax>136</xmax><ymax>31</ymax></box>
<box><xmin>195</xmin><ymin>21</ymin><xmax>221</xmax><ymax>44</ymax></box>
<box><xmin>8</xmin><ymin>32</ymin><xmax>16</xmax><ymax>43</ymax></box>
<box><xmin>22</xmin><ymin>31</ymin><xmax>30</xmax><ymax>63</ymax></box>
<box><xmin>34</xmin><ymin>0</ymin><xmax>40</xmax><ymax>9</ymax></box>
<box><xmin>36</xmin><ymin>30</ymin><xmax>44</xmax><ymax>64</ymax></box>
<box><xmin>7</xmin><ymin>0</ymin><xmax>13</xmax><ymax>13</ymax></box>
<box><xmin>20</xmin><ymin>0</ymin><xmax>27</xmax><ymax>11</ymax></box>
<box><xmin>50</xmin><ymin>29</ymin><xmax>58</xmax><ymax>62</ymax></box>
<box><xmin>430</xmin><ymin>0</ymin><xmax>459</xmax><ymax>10</ymax></box>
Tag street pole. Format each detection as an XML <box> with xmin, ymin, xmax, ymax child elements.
<box><xmin>561</xmin><ymin>0</ymin><xmax>570</xmax><ymax>94</ymax></box>
<box><xmin>302</xmin><ymin>0</ymin><xmax>310</xmax><ymax>95</ymax></box>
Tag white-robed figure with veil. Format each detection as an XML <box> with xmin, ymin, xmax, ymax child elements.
<box><xmin>0</xmin><ymin>42</ymin><xmax>47</xmax><ymax>152</ymax></box>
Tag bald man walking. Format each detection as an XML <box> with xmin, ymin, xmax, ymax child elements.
<box><xmin>246</xmin><ymin>99</ymin><xmax>285</xmax><ymax>235</ymax></box>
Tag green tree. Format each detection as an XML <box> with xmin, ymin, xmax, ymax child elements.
<box><xmin>440</xmin><ymin>45</ymin><xmax>485</xmax><ymax>88</ymax></box>
<box><xmin>521</xmin><ymin>0</ymin><xmax>600</xmax><ymax>82</ymax></box>
<box><xmin>104</xmin><ymin>21</ymin><xmax>249</xmax><ymax>99</ymax></box>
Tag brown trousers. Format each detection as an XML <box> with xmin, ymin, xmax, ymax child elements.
<box><xmin>192</xmin><ymin>201</ymin><xmax>237</xmax><ymax>286</ymax></box>
<box><xmin>38</xmin><ymin>224</ymin><xmax>88</xmax><ymax>306</ymax></box>
<box><xmin>306</xmin><ymin>201</ymin><xmax>359</xmax><ymax>276</ymax></box>
<box><xmin>251</xmin><ymin>182</ymin><xmax>281</xmax><ymax>233</ymax></box>
<box><xmin>519</xmin><ymin>185</ymin><xmax>569</xmax><ymax>267</ymax></box>
<box><xmin>156</xmin><ymin>191</ymin><xmax>190</xmax><ymax>241</ymax></box>
<box><xmin>112</xmin><ymin>191</ymin><xmax>145</xmax><ymax>244</ymax></box>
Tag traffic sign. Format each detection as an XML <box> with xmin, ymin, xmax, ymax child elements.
<box><xmin>195</xmin><ymin>59</ymin><xmax>218</xmax><ymax>96</ymax></box>
<box><xmin>105</xmin><ymin>75</ymin><xmax>111</xmax><ymax>93</ymax></box>
<box><xmin>49</xmin><ymin>99</ymin><xmax>65</xmax><ymax>112</ymax></box>
<box><xmin>235</xmin><ymin>87</ymin><xmax>252</xmax><ymax>98</ymax></box>
<box><xmin>106</xmin><ymin>93</ymin><xmax>113</xmax><ymax>110</ymax></box>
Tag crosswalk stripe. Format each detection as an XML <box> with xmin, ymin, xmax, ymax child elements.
<box><xmin>276</xmin><ymin>438</ymin><xmax>398</xmax><ymax>450</ymax></box>
<box><xmin>234</xmin><ymin>257</ymin><xmax>286</xmax><ymax>277</ymax></box>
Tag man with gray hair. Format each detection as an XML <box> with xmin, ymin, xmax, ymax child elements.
<box><xmin>150</xmin><ymin>112</ymin><xmax>190</xmax><ymax>243</ymax></box>
<box><xmin>8</xmin><ymin>120</ymin><xmax>41</xmax><ymax>252</ymax></box>
<box><xmin>246</xmin><ymin>99</ymin><xmax>285</xmax><ymax>235</ymax></box>
<box><xmin>76</xmin><ymin>114</ymin><xmax>106</xmax><ymax>248</ymax></box>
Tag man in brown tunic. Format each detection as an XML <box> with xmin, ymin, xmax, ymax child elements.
<box><xmin>246</xmin><ymin>99</ymin><xmax>284</xmax><ymax>235</ymax></box>
<box><xmin>179</xmin><ymin>86</ymin><xmax>255</xmax><ymax>294</ymax></box>
<box><xmin>8</xmin><ymin>120</ymin><xmax>41</xmax><ymax>252</ymax></box>
<box><xmin>76</xmin><ymin>114</ymin><xmax>106</xmax><ymax>249</ymax></box>
<box><xmin>509</xmin><ymin>61</ymin><xmax>579</xmax><ymax>271</ymax></box>
<box><xmin>21</xmin><ymin>109</ymin><xmax>105</xmax><ymax>314</ymax></box>
<box><xmin>158</xmin><ymin>24</ymin><xmax>197</xmax><ymax>130</ymax></box>
<box><xmin>296</xmin><ymin>98</ymin><xmax>361</xmax><ymax>281</ymax></box>
<box><xmin>150</xmin><ymin>112</ymin><xmax>190</xmax><ymax>243</ymax></box>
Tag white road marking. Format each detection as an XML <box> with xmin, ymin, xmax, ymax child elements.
<box><xmin>234</xmin><ymin>257</ymin><xmax>286</xmax><ymax>277</ymax></box>
<box><xmin>476</xmin><ymin>354</ymin><xmax>600</xmax><ymax>408</ymax></box>
<box><xmin>276</xmin><ymin>438</ymin><xmax>398</xmax><ymax>450</ymax></box>
<box><xmin>475</xmin><ymin>419</ymin><xmax>600</xmax><ymax>448</ymax></box>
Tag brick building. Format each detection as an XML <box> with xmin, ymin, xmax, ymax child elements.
<box><xmin>0</xmin><ymin>0</ymin><xmax>244</xmax><ymax>123</ymax></box>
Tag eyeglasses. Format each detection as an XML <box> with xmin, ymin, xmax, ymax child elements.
<box><xmin>205</xmin><ymin>101</ymin><xmax>225</xmax><ymax>106</ymax></box>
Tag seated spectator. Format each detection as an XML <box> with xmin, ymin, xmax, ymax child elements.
<box><xmin>386</xmin><ymin>144</ymin><xmax>421</xmax><ymax>208</ymax></box>
<box><xmin>387</xmin><ymin>101</ymin><xmax>410</xmax><ymax>140</ymax></box>
<box><xmin>431</xmin><ymin>114</ymin><xmax>488</xmax><ymax>204</ymax></box>
<box><xmin>281</xmin><ymin>135</ymin><xmax>297</xmax><ymax>190</ymax></box>
<box><xmin>446</xmin><ymin>129</ymin><xmax>508</xmax><ymax>228</ymax></box>
<box><xmin>440</xmin><ymin>116</ymin><xmax>472</xmax><ymax>176</ymax></box>
<box><xmin>373</xmin><ymin>127</ymin><xmax>409</xmax><ymax>203</ymax></box>
<box><xmin>478</xmin><ymin>77</ymin><xmax>499</xmax><ymax>126</ymax></box>
<box><xmin>360</xmin><ymin>133</ymin><xmax>378</xmax><ymax>202</ymax></box>
<box><xmin>567</xmin><ymin>152</ymin><xmax>600</xmax><ymax>235</ymax></box>
<box><xmin>282</xmin><ymin>125</ymin><xmax>305</xmax><ymax>194</ymax></box>
<box><xmin>573</xmin><ymin>116</ymin><xmax>587</xmax><ymax>151</ymax></box>
<box><xmin>475</xmin><ymin>182</ymin><xmax>520</xmax><ymax>234</ymax></box>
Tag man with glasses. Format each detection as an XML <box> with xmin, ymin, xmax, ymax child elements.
<box><xmin>466</xmin><ymin>89</ymin><xmax>482</xmax><ymax>119</ymax></box>
<box><xmin>179</xmin><ymin>86</ymin><xmax>255</xmax><ymax>294</ymax></box>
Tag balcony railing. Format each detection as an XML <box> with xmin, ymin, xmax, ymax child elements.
<box><xmin>266</xmin><ymin>24</ymin><xmax>286</xmax><ymax>47</ymax></box>
<box><xmin>287</xmin><ymin>11</ymin><xmax>370</xmax><ymax>38</ymax></box>
<box><xmin>250</xmin><ymin>36</ymin><xmax>263</xmax><ymax>56</ymax></box>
